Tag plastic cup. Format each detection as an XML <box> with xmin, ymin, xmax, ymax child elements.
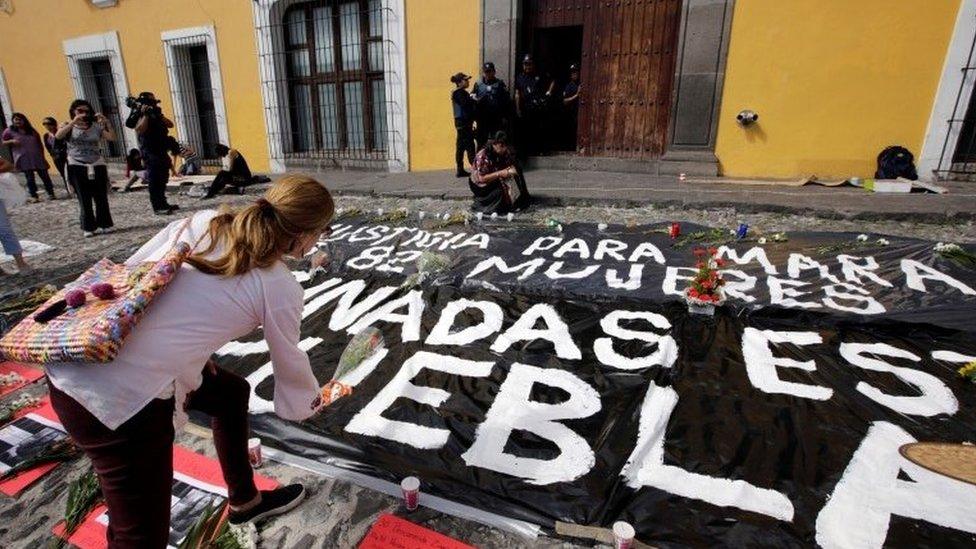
<box><xmin>668</xmin><ymin>222</ymin><xmax>681</xmax><ymax>238</ymax></box>
<box><xmin>736</xmin><ymin>222</ymin><xmax>749</xmax><ymax>239</ymax></box>
<box><xmin>612</xmin><ymin>521</ymin><xmax>635</xmax><ymax>549</ymax></box>
<box><xmin>401</xmin><ymin>476</ymin><xmax>420</xmax><ymax>511</ymax></box>
<box><xmin>247</xmin><ymin>437</ymin><xmax>263</xmax><ymax>468</ymax></box>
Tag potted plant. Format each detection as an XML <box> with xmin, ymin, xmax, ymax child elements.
<box><xmin>685</xmin><ymin>247</ymin><xmax>726</xmax><ymax>316</ymax></box>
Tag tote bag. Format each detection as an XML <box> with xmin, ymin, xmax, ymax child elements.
<box><xmin>0</xmin><ymin>218</ymin><xmax>196</xmax><ymax>364</ymax></box>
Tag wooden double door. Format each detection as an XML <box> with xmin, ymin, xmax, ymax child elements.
<box><xmin>523</xmin><ymin>0</ymin><xmax>682</xmax><ymax>158</ymax></box>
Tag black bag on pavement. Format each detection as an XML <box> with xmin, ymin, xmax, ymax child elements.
<box><xmin>875</xmin><ymin>145</ymin><xmax>918</xmax><ymax>180</ymax></box>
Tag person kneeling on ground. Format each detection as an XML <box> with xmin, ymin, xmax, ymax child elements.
<box><xmin>469</xmin><ymin>131</ymin><xmax>531</xmax><ymax>215</ymax></box>
<box><xmin>46</xmin><ymin>176</ymin><xmax>335</xmax><ymax>548</ymax></box>
<box><xmin>173</xmin><ymin>141</ymin><xmax>202</xmax><ymax>176</ymax></box>
<box><xmin>205</xmin><ymin>144</ymin><xmax>254</xmax><ymax>198</ymax></box>
<box><xmin>122</xmin><ymin>148</ymin><xmax>147</xmax><ymax>192</ymax></box>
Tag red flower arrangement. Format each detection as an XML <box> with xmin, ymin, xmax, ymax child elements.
<box><xmin>685</xmin><ymin>247</ymin><xmax>727</xmax><ymax>309</ymax></box>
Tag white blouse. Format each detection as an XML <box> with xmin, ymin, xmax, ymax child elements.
<box><xmin>46</xmin><ymin>210</ymin><xmax>321</xmax><ymax>430</ymax></box>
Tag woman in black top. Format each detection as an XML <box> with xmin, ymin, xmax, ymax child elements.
<box><xmin>204</xmin><ymin>144</ymin><xmax>254</xmax><ymax>198</ymax></box>
<box><xmin>451</xmin><ymin>72</ymin><xmax>476</xmax><ymax>178</ymax></box>
<box><xmin>41</xmin><ymin>117</ymin><xmax>71</xmax><ymax>194</ymax></box>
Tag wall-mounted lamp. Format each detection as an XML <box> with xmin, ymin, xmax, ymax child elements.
<box><xmin>736</xmin><ymin>110</ymin><xmax>759</xmax><ymax>126</ymax></box>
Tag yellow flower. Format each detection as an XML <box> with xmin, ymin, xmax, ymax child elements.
<box><xmin>959</xmin><ymin>361</ymin><xmax>976</xmax><ymax>382</ymax></box>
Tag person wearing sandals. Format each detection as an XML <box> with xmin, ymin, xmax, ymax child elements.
<box><xmin>55</xmin><ymin>99</ymin><xmax>116</xmax><ymax>238</ymax></box>
<box><xmin>45</xmin><ymin>175</ymin><xmax>335</xmax><ymax>547</ymax></box>
<box><xmin>0</xmin><ymin>158</ymin><xmax>32</xmax><ymax>274</ymax></box>
<box><xmin>1</xmin><ymin>113</ymin><xmax>56</xmax><ymax>202</ymax></box>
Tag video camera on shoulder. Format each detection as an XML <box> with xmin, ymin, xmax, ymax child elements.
<box><xmin>125</xmin><ymin>94</ymin><xmax>161</xmax><ymax>116</ymax></box>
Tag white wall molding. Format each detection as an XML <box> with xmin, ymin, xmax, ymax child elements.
<box><xmin>0</xmin><ymin>67</ymin><xmax>14</xmax><ymax>124</ymax></box>
<box><xmin>160</xmin><ymin>25</ymin><xmax>231</xmax><ymax>150</ymax></box>
<box><xmin>251</xmin><ymin>0</ymin><xmax>409</xmax><ymax>172</ymax></box>
<box><xmin>918</xmin><ymin>0</ymin><xmax>976</xmax><ymax>180</ymax></box>
<box><xmin>382</xmin><ymin>0</ymin><xmax>408</xmax><ymax>172</ymax></box>
<box><xmin>61</xmin><ymin>31</ymin><xmax>136</xmax><ymax>150</ymax></box>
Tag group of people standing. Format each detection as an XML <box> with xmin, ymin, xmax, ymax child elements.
<box><xmin>0</xmin><ymin>94</ymin><xmax>174</xmax><ymax>241</ymax></box>
<box><xmin>451</xmin><ymin>55</ymin><xmax>581</xmax><ymax>214</ymax></box>
<box><xmin>0</xmin><ymin>91</ymin><xmax>260</xmax><ymax>251</ymax></box>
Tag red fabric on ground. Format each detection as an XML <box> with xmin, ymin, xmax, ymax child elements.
<box><xmin>0</xmin><ymin>361</ymin><xmax>43</xmax><ymax>398</ymax></box>
<box><xmin>359</xmin><ymin>514</ymin><xmax>475</xmax><ymax>549</ymax></box>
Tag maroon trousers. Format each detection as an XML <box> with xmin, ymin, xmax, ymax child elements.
<box><xmin>49</xmin><ymin>367</ymin><xmax>258</xmax><ymax>549</ymax></box>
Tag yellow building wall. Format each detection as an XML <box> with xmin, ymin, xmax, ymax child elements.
<box><xmin>0</xmin><ymin>0</ymin><xmax>269</xmax><ymax>171</ymax></box>
<box><xmin>715</xmin><ymin>0</ymin><xmax>959</xmax><ymax>179</ymax></box>
<box><xmin>405</xmin><ymin>0</ymin><xmax>481</xmax><ymax>171</ymax></box>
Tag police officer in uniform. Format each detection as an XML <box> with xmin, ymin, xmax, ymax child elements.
<box><xmin>560</xmin><ymin>63</ymin><xmax>582</xmax><ymax>151</ymax></box>
<box><xmin>514</xmin><ymin>54</ymin><xmax>554</xmax><ymax>158</ymax></box>
<box><xmin>450</xmin><ymin>72</ymin><xmax>476</xmax><ymax>177</ymax></box>
<box><xmin>472</xmin><ymin>62</ymin><xmax>511</xmax><ymax>153</ymax></box>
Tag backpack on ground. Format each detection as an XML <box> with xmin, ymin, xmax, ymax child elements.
<box><xmin>875</xmin><ymin>146</ymin><xmax>918</xmax><ymax>180</ymax></box>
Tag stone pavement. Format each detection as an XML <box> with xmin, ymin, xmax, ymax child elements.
<box><xmin>1</xmin><ymin>177</ymin><xmax>974</xmax><ymax>548</ymax></box>
<box><xmin>308</xmin><ymin>168</ymin><xmax>976</xmax><ymax>222</ymax></box>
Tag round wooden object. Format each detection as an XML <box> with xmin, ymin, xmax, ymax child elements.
<box><xmin>899</xmin><ymin>443</ymin><xmax>976</xmax><ymax>486</ymax></box>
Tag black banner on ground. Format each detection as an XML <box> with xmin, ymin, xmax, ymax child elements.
<box><xmin>214</xmin><ymin>219</ymin><xmax>976</xmax><ymax>547</ymax></box>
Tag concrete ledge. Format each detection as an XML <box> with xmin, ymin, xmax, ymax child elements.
<box><xmin>525</xmin><ymin>154</ymin><xmax>718</xmax><ymax>176</ymax></box>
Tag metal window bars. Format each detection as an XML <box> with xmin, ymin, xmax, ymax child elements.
<box><xmin>254</xmin><ymin>0</ymin><xmax>401</xmax><ymax>169</ymax></box>
<box><xmin>65</xmin><ymin>50</ymin><xmax>129</xmax><ymax>161</ymax></box>
<box><xmin>934</xmin><ymin>21</ymin><xmax>976</xmax><ymax>182</ymax></box>
<box><xmin>162</xmin><ymin>34</ymin><xmax>224</xmax><ymax>166</ymax></box>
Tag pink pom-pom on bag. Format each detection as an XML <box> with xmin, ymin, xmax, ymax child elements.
<box><xmin>91</xmin><ymin>283</ymin><xmax>115</xmax><ymax>300</ymax></box>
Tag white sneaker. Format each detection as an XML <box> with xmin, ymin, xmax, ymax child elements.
<box><xmin>83</xmin><ymin>231</ymin><xmax>95</xmax><ymax>238</ymax></box>
<box><xmin>101</xmin><ymin>227</ymin><xmax>115</xmax><ymax>234</ymax></box>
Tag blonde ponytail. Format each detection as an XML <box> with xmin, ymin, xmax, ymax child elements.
<box><xmin>186</xmin><ymin>175</ymin><xmax>335</xmax><ymax>277</ymax></box>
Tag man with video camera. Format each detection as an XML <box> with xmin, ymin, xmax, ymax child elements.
<box><xmin>125</xmin><ymin>92</ymin><xmax>179</xmax><ymax>215</ymax></box>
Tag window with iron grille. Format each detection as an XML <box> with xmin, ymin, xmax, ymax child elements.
<box><xmin>163</xmin><ymin>34</ymin><xmax>223</xmax><ymax>165</ymax></box>
<box><xmin>68</xmin><ymin>51</ymin><xmax>129</xmax><ymax>161</ymax></box>
<box><xmin>283</xmin><ymin>0</ymin><xmax>387</xmax><ymax>159</ymax></box>
<box><xmin>934</xmin><ymin>20</ymin><xmax>976</xmax><ymax>182</ymax></box>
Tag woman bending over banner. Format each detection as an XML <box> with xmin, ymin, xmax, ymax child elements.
<box><xmin>45</xmin><ymin>175</ymin><xmax>334</xmax><ymax>548</ymax></box>
<box><xmin>469</xmin><ymin>131</ymin><xmax>532</xmax><ymax>215</ymax></box>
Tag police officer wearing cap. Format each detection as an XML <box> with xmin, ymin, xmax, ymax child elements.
<box><xmin>450</xmin><ymin>72</ymin><xmax>477</xmax><ymax>177</ymax></box>
<box><xmin>472</xmin><ymin>62</ymin><xmax>511</xmax><ymax>152</ymax></box>
<box><xmin>560</xmin><ymin>63</ymin><xmax>582</xmax><ymax>151</ymax></box>
<box><xmin>514</xmin><ymin>54</ymin><xmax>554</xmax><ymax>157</ymax></box>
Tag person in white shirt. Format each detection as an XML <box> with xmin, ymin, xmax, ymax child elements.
<box><xmin>46</xmin><ymin>175</ymin><xmax>334</xmax><ymax>548</ymax></box>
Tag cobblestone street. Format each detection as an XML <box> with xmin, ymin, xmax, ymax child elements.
<box><xmin>2</xmin><ymin>177</ymin><xmax>975</xmax><ymax>548</ymax></box>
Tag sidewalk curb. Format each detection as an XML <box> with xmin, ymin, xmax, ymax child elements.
<box><xmin>329</xmin><ymin>188</ymin><xmax>970</xmax><ymax>224</ymax></box>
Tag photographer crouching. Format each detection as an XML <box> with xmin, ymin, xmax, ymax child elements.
<box><xmin>124</xmin><ymin>92</ymin><xmax>179</xmax><ymax>215</ymax></box>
